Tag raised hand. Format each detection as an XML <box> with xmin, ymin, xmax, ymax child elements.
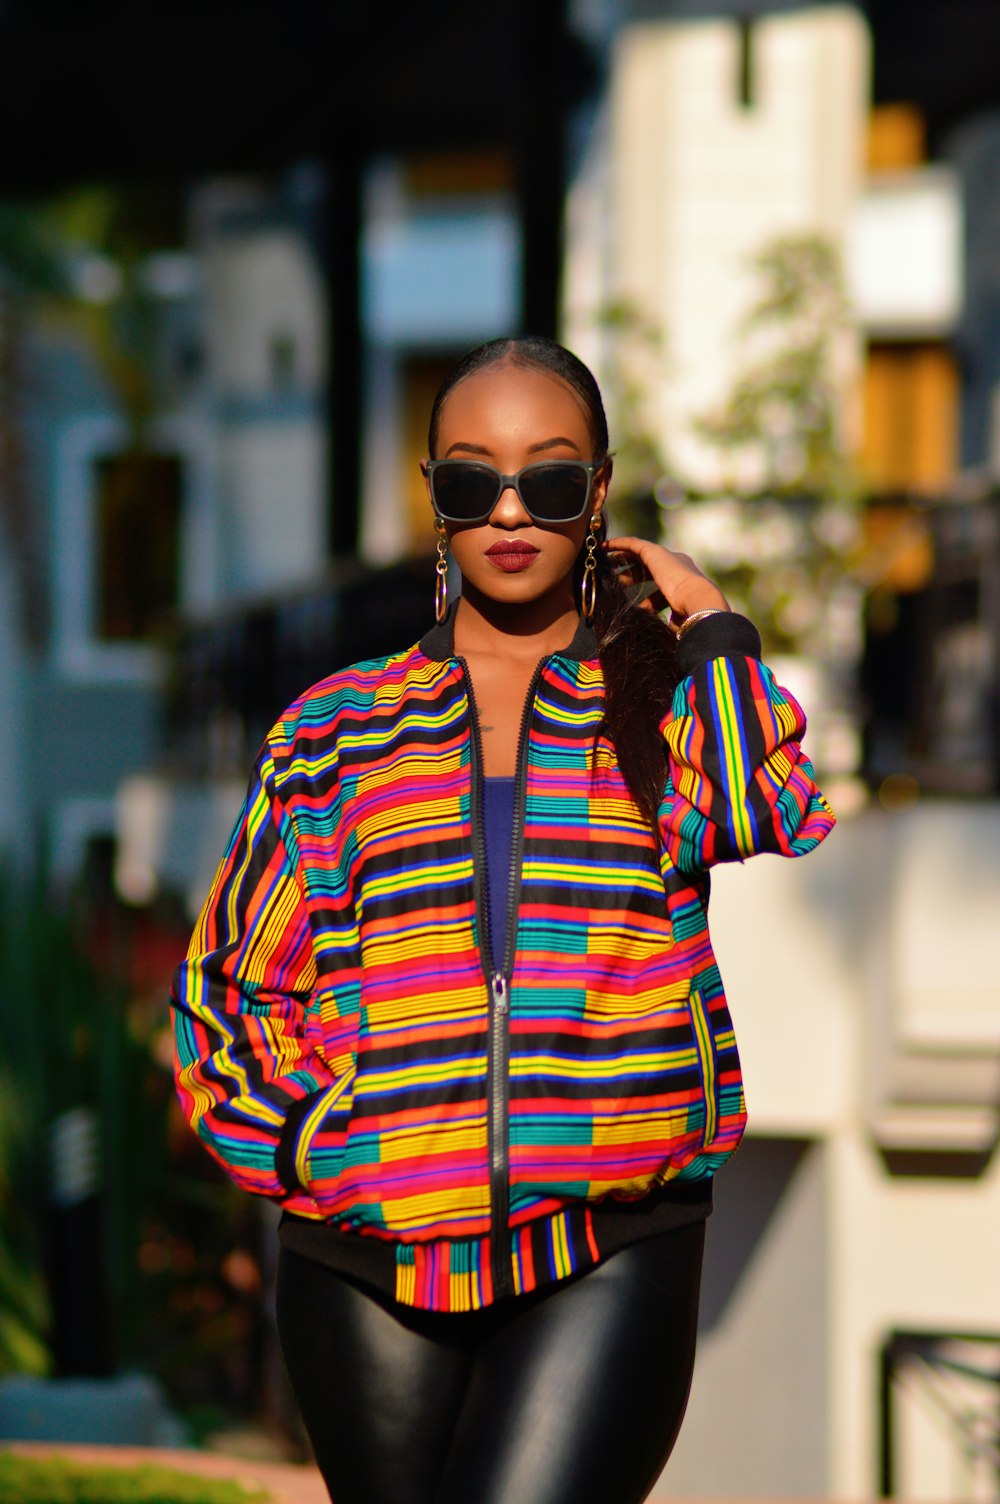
<box><xmin>605</xmin><ymin>535</ymin><xmax>730</xmax><ymax>622</ymax></box>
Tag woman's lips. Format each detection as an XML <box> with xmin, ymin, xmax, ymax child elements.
<box><xmin>485</xmin><ymin>542</ymin><xmax>540</xmax><ymax>573</ymax></box>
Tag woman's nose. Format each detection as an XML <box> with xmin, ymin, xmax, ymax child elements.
<box><xmin>490</xmin><ymin>481</ymin><xmax>530</xmax><ymax>526</ymax></box>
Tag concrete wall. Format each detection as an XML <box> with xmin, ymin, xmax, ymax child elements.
<box><xmin>657</xmin><ymin>1138</ymin><xmax>829</xmax><ymax>1497</ymax></box>
<box><xmin>652</xmin><ymin>804</ymin><xmax>1000</xmax><ymax>1497</ymax></box>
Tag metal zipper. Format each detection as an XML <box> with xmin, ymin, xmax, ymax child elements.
<box><xmin>458</xmin><ymin>654</ymin><xmax>547</xmax><ymax>1301</ymax></box>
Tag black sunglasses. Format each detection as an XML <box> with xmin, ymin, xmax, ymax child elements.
<box><xmin>422</xmin><ymin>458</ymin><xmax>605</xmax><ymax>525</ymax></box>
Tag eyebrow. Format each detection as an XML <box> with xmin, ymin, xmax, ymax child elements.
<box><xmin>443</xmin><ymin>436</ymin><xmax>584</xmax><ymax>458</ymax></box>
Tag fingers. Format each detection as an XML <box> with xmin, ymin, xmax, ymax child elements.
<box><xmin>603</xmin><ymin>536</ymin><xmax>728</xmax><ymax>617</ymax></box>
<box><xmin>607</xmin><ymin>535</ymin><xmax>694</xmax><ymax>561</ymax></box>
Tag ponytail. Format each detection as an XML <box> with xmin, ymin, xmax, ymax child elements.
<box><xmin>588</xmin><ymin>523</ymin><xmax>680</xmax><ymax>824</ymax></box>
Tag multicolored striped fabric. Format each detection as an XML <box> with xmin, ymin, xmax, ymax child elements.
<box><xmin>171</xmin><ymin>612</ymin><xmax>834</xmax><ymax>1311</ymax></box>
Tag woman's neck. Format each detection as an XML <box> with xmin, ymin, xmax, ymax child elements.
<box><xmin>453</xmin><ymin>585</ymin><xmax>581</xmax><ymax>662</ymax></box>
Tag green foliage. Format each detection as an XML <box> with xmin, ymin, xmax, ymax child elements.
<box><xmin>693</xmin><ymin>234</ymin><xmax>857</xmax><ymax>503</ymax></box>
<box><xmin>0</xmin><ymin>867</ymin><xmax>168</xmax><ymax>1374</ymax></box>
<box><xmin>0</xmin><ymin>207</ymin><xmax>68</xmax><ymax>298</ymax></box>
<box><xmin>587</xmin><ymin>237</ymin><xmax>863</xmax><ymax>660</ymax></box>
<box><xmin>588</xmin><ymin>300</ymin><xmax>670</xmax><ymax>538</ymax></box>
<box><xmin>0</xmin><ymin>1450</ymin><xmax>271</xmax><ymax>1504</ymax></box>
<box><xmin>1</xmin><ymin>184</ymin><xmax>183</xmax><ymax>440</ymax></box>
<box><xmin>668</xmin><ymin>234</ymin><xmax>865</xmax><ymax>663</ymax></box>
<box><xmin>0</xmin><ymin>864</ymin><xmax>269</xmax><ymax>1445</ymax></box>
<box><xmin>0</xmin><ymin>869</ymin><xmax>100</xmax><ymax>1375</ymax></box>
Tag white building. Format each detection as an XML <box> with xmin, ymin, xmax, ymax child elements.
<box><xmin>565</xmin><ymin>3</ymin><xmax>869</xmax><ymax>490</ymax></box>
<box><xmin>657</xmin><ymin>811</ymin><xmax>1000</xmax><ymax>1501</ymax></box>
<box><xmin>558</xmin><ymin>5</ymin><xmax>1000</xmax><ymax>1499</ymax></box>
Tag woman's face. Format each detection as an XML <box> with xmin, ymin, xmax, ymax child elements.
<box><xmin>426</xmin><ymin>362</ymin><xmax>609</xmax><ymax>613</ymax></box>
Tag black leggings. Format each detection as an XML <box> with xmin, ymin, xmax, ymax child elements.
<box><xmin>275</xmin><ymin>1221</ymin><xmax>704</xmax><ymax>1504</ymax></box>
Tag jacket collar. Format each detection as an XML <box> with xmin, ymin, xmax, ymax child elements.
<box><xmin>419</xmin><ymin>598</ymin><xmax>598</xmax><ymax>664</ymax></box>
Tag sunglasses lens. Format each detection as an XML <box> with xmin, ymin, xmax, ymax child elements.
<box><xmin>518</xmin><ymin>463</ymin><xmax>590</xmax><ymax>522</ymax></box>
<box><xmin>432</xmin><ymin>464</ymin><xmax>500</xmax><ymax>521</ymax></box>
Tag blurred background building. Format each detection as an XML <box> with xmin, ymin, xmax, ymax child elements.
<box><xmin>0</xmin><ymin>0</ymin><xmax>998</xmax><ymax>1498</ymax></box>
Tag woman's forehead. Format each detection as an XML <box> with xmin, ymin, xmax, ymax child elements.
<box><xmin>436</xmin><ymin>362</ymin><xmax>593</xmax><ymax>440</ymax></box>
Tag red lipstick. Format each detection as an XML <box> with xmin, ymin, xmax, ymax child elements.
<box><xmin>485</xmin><ymin>541</ymin><xmax>539</xmax><ymax>573</ymax></box>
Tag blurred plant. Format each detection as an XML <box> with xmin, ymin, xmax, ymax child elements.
<box><xmin>0</xmin><ymin>207</ymin><xmax>66</xmax><ymax>298</ymax></box>
<box><xmin>589</xmin><ymin>299</ymin><xmax>671</xmax><ymax>539</ymax></box>
<box><xmin>0</xmin><ymin>186</ymin><xmax>184</xmax><ymax>649</ymax></box>
<box><xmin>0</xmin><ymin>864</ymin><xmax>162</xmax><ymax>1376</ymax></box>
<box><xmin>39</xmin><ymin>185</ymin><xmax>170</xmax><ymax>438</ymax></box>
<box><xmin>0</xmin><ymin>207</ymin><xmax>67</xmax><ymax>647</ymax></box>
<box><xmin>0</xmin><ymin>1449</ymin><xmax>271</xmax><ymax>1503</ymax></box>
<box><xmin>676</xmin><ymin>233</ymin><xmax>863</xmax><ymax>662</ymax></box>
<box><xmin>693</xmin><ymin>235</ymin><xmax>856</xmax><ymax>502</ymax></box>
<box><xmin>0</xmin><ymin>867</ymin><xmax>269</xmax><ymax>1438</ymax></box>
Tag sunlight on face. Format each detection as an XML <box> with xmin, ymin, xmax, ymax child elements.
<box><xmin>429</xmin><ymin>362</ymin><xmax>608</xmax><ymax>614</ymax></box>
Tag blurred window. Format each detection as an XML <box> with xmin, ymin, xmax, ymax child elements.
<box><xmin>867</xmin><ymin>104</ymin><xmax>926</xmax><ymax>173</ymax></box>
<box><xmin>402</xmin><ymin>355</ymin><xmax>460</xmax><ymax>549</ymax></box>
<box><xmin>862</xmin><ymin>342</ymin><xmax>958</xmax><ymax>493</ymax></box>
<box><xmin>401</xmin><ymin>150</ymin><xmax>515</xmax><ymax>198</ymax></box>
<box><xmin>93</xmin><ymin>451</ymin><xmax>182</xmax><ymax>640</ymax></box>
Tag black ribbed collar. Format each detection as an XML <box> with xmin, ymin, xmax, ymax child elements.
<box><xmin>419</xmin><ymin>598</ymin><xmax>598</xmax><ymax>663</ymax></box>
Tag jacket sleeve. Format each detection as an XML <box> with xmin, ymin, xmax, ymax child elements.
<box><xmin>170</xmin><ymin>744</ymin><xmax>340</xmax><ymax>1203</ymax></box>
<box><xmin>660</xmin><ymin>612</ymin><xmax>835</xmax><ymax>874</ymax></box>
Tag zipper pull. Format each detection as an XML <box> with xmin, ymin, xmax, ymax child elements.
<box><xmin>491</xmin><ymin>973</ymin><xmax>509</xmax><ymax>1013</ymax></box>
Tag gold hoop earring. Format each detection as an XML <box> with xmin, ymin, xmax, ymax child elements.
<box><xmin>581</xmin><ymin>515</ymin><xmax>601</xmax><ymax>623</ymax></box>
<box><xmin>434</xmin><ymin>518</ymin><xmax>449</xmax><ymax>625</ymax></box>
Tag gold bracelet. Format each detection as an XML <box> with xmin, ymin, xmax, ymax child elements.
<box><xmin>672</xmin><ymin>607</ymin><xmax>729</xmax><ymax>640</ymax></box>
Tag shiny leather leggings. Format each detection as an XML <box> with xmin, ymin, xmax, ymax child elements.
<box><xmin>275</xmin><ymin>1221</ymin><xmax>704</xmax><ymax>1504</ymax></box>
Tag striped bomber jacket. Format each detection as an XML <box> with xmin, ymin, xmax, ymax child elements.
<box><xmin>171</xmin><ymin>608</ymin><xmax>834</xmax><ymax>1312</ymax></box>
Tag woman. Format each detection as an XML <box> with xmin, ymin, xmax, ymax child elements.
<box><xmin>171</xmin><ymin>336</ymin><xmax>834</xmax><ymax>1504</ymax></box>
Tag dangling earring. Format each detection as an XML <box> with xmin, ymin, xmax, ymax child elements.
<box><xmin>581</xmin><ymin>514</ymin><xmax>602</xmax><ymax>623</ymax></box>
<box><xmin>434</xmin><ymin>516</ymin><xmax>449</xmax><ymax>625</ymax></box>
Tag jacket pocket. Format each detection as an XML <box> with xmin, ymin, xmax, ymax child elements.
<box><xmin>689</xmin><ymin>987</ymin><xmax>720</xmax><ymax>1148</ymax></box>
<box><xmin>294</xmin><ymin>1069</ymin><xmax>356</xmax><ymax>1192</ymax></box>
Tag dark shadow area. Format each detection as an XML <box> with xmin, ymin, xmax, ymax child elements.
<box><xmin>878</xmin><ymin>1144</ymin><xmax>998</xmax><ymax>1179</ymax></box>
<box><xmin>698</xmin><ymin>1135</ymin><xmax>812</xmax><ymax>1332</ymax></box>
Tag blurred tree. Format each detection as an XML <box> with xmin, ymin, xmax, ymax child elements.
<box><xmin>0</xmin><ymin>187</ymin><xmax>174</xmax><ymax>651</ymax></box>
<box><xmin>0</xmin><ymin>867</ymin><xmax>269</xmax><ymax>1442</ymax></box>
<box><xmin>0</xmin><ymin>205</ymin><xmax>66</xmax><ymax>647</ymax></box>
<box><xmin>41</xmin><ymin>184</ymin><xmax>170</xmax><ymax>438</ymax></box>
<box><xmin>589</xmin><ymin>299</ymin><xmax>671</xmax><ymax>539</ymax></box>
<box><xmin>694</xmin><ymin>235</ymin><xmax>857</xmax><ymax>504</ymax></box>
<box><xmin>677</xmin><ymin>234</ymin><xmax>863</xmax><ymax>664</ymax></box>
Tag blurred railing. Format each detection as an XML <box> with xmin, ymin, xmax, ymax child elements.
<box><xmin>163</xmin><ymin>555</ymin><xmax>435</xmax><ymax>778</ymax></box>
<box><xmin>880</xmin><ymin>1330</ymin><xmax>1000</xmax><ymax>1499</ymax></box>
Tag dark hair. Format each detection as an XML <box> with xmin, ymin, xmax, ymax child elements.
<box><xmin>429</xmin><ymin>335</ymin><xmax>680</xmax><ymax>826</ymax></box>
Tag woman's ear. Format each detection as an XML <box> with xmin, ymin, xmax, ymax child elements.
<box><xmin>592</xmin><ymin>456</ymin><xmax>612</xmax><ymax>515</ymax></box>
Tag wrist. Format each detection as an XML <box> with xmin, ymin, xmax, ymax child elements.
<box><xmin>667</xmin><ymin>577</ymin><xmax>730</xmax><ymax>619</ymax></box>
<box><xmin>668</xmin><ymin>607</ymin><xmax>729</xmax><ymax>640</ymax></box>
<box><xmin>671</xmin><ymin>584</ymin><xmax>729</xmax><ymax>619</ymax></box>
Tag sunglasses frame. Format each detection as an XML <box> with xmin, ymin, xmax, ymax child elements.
<box><xmin>422</xmin><ymin>458</ymin><xmax>606</xmax><ymax>525</ymax></box>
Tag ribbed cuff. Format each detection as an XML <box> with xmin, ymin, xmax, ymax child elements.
<box><xmin>675</xmin><ymin>612</ymin><xmax>762</xmax><ymax>678</ymax></box>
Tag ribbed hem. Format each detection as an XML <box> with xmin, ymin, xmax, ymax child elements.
<box><xmin>278</xmin><ymin>1179</ymin><xmax>712</xmax><ymax>1313</ymax></box>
